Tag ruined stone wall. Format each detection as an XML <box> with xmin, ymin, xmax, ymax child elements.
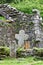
<box><xmin>0</xmin><ymin>22</ymin><xmax>14</xmax><ymax>46</ymax></box>
<box><xmin>0</xmin><ymin>4</ymin><xmax>43</xmax><ymax>48</ymax></box>
<box><xmin>0</xmin><ymin>21</ymin><xmax>34</xmax><ymax>47</ymax></box>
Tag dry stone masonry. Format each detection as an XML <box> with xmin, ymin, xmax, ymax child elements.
<box><xmin>32</xmin><ymin>9</ymin><xmax>43</xmax><ymax>48</ymax></box>
<box><xmin>0</xmin><ymin>4</ymin><xmax>43</xmax><ymax>57</ymax></box>
<box><xmin>0</xmin><ymin>4</ymin><xmax>32</xmax><ymax>22</ymax></box>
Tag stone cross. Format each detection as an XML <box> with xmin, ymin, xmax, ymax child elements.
<box><xmin>15</xmin><ymin>30</ymin><xmax>29</xmax><ymax>47</ymax></box>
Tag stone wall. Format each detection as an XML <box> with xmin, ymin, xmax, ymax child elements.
<box><xmin>0</xmin><ymin>4</ymin><xmax>43</xmax><ymax>48</ymax></box>
<box><xmin>0</xmin><ymin>23</ymin><xmax>14</xmax><ymax>46</ymax></box>
<box><xmin>0</xmin><ymin>21</ymin><xmax>34</xmax><ymax>47</ymax></box>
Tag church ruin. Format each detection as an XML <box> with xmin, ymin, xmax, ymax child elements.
<box><xmin>0</xmin><ymin>4</ymin><xmax>43</xmax><ymax>49</ymax></box>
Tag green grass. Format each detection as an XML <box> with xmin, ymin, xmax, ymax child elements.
<box><xmin>0</xmin><ymin>57</ymin><xmax>43</xmax><ymax>65</ymax></box>
<box><xmin>33</xmin><ymin>62</ymin><xmax>43</xmax><ymax>65</ymax></box>
<box><xmin>0</xmin><ymin>0</ymin><xmax>43</xmax><ymax>20</ymax></box>
<box><xmin>10</xmin><ymin>0</ymin><xmax>43</xmax><ymax>18</ymax></box>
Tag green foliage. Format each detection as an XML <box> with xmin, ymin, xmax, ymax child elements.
<box><xmin>17</xmin><ymin>47</ymin><xmax>24</xmax><ymax>57</ymax></box>
<box><xmin>0</xmin><ymin>46</ymin><xmax>10</xmax><ymax>57</ymax></box>
<box><xmin>17</xmin><ymin>47</ymin><xmax>24</xmax><ymax>52</ymax></box>
<box><xmin>0</xmin><ymin>16</ymin><xmax>6</xmax><ymax>20</ymax></box>
<box><xmin>33</xmin><ymin>47</ymin><xmax>43</xmax><ymax>57</ymax></box>
<box><xmin>10</xmin><ymin>0</ymin><xmax>43</xmax><ymax>18</ymax></box>
<box><xmin>0</xmin><ymin>0</ymin><xmax>24</xmax><ymax>3</ymax></box>
<box><xmin>0</xmin><ymin>0</ymin><xmax>6</xmax><ymax>3</ymax></box>
<box><xmin>0</xmin><ymin>0</ymin><xmax>43</xmax><ymax>18</ymax></box>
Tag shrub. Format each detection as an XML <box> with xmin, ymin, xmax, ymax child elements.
<box><xmin>16</xmin><ymin>47</ymin><xmax>24</xmax><ymax>57</ymax></box>
<box><xmin>0</xmin><ymin>46</ymin><xmax>10</xmax><ymax>57</ymax></box>
<box><xmin>33</xmin><ymin>47</ymin><xmax>43</xmax><ymax>57</ymax></box>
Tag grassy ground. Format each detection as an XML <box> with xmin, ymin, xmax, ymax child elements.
<box><xmin>0</xmin><ymin>57</ymin><xmax>43</xmax><ymax>65</ymax></box>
